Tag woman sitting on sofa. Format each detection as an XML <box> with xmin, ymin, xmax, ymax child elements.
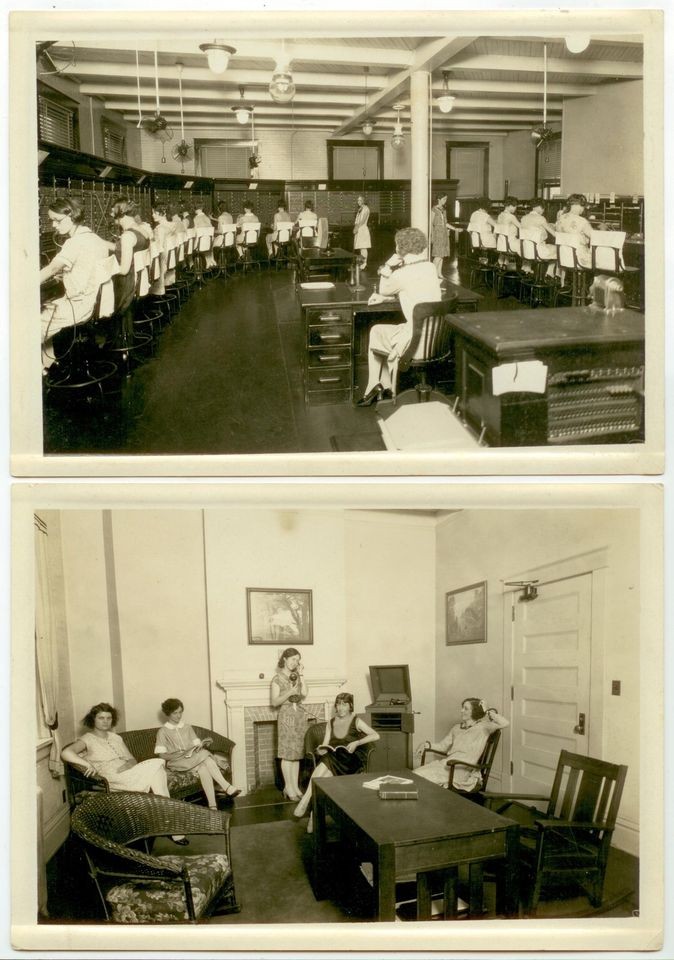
<box><xmin>155</xmin><ymin>698</ymin><xmax>241</xmax><ymax>810</ymax></box>
<box><xmin>61</xmin><ymin>702</ymin><xmax>189</xmax><ymax>845</ymax></box>
<box><xmin>415</xmin><ymin>697</ymin><xmax>509</xmax><ymax>792</ymax></box>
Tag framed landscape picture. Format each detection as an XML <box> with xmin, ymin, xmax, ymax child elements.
<box><xmin>446</xmin><ymin>581</ymin><xmax>487</xmax><ymax>645</ymax></box>
<box><xmin>246</xmin><ymin>588</ymin><xmax>313</xmax><ymax>645</ymax></box>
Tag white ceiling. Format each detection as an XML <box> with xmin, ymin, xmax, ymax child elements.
<box><xmin>42</xmin><ymin>33</ymin><xmax>643</xmax><ymax>139</ymax></box>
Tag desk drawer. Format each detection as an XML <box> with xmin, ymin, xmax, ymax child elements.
<box><xmin>306</xmin><ymin>307</ymin><xmax>352</xmax><ymax>325</ymax></box>
<box><xmin>308</xmin><ymin>324</ymin><xmax>351</xmax><ymax>348</ymax></box>
<box><xmin>306</xmin><ymin>367</ymin><xmax>351</xmax><ymax>392</ymax></box>
<box><xmin>306</xmin><ymin>387</ymin><xmax>351</xmax><ymax>406</ymax></box>
<box><xmin>307</xmin><ymin>346</ymin><xmax>351</xmax><ymax>369</ymax></box>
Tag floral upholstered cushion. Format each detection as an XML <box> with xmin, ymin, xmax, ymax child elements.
<box><xmin>106</xmin><ymin>853</ymin><xmax>231</xmax><ymax>923</ymax></box>
<box><xmin>166</xmin><ymin>769</ymin><xmax>201</xmax><ymax>794</ymax></box>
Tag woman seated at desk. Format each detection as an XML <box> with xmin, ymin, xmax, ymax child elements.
<box><xmin>235</xmin><ymin>202</ymin><xmax>259</xmax><ymax>258</ymax></box>
<box><xmin>294</xmin><ymin>200</ymin><xmax>318</xmax><ymax>245</ymax></box>
<box><xmin>467</xmin><ymin>199</ymin><xmax>497</xmax><ymax>249</ymax></box>
<box><xmin>520</xmin><ymin>199</ymin><xmax>557</xmax><ymax>276</ymax></box>
<box><xmin>556</xmin><ymin>193</ymin><xmax>593</xmax><ymax>268</ymax></box>
<box><xmin>266</xmin><ymin>200</ymin><xmax>291</xmax><ymax>257</ymax></box>
<box><xmin>356</xmin><ymin>226</ymin><xmax>442</xmax><ymax>407</ymax></box>
<box><xmin>415</xmin><ymin>697</ymin><xmax>509</xmax><ymax>791</ymax></box>
<box><xmin>39</xmin><ymin>196</ymin><xmax>110</xmax><ymax>367</ymax></box>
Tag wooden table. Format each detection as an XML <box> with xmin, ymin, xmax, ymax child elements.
<box><xmin>451</xmin><ymin>306</ymin><xmax>645</xmax><ymax>445</ymax></box>
<box><xmin>311</xmin><ymin>771</ymin><xmax>519</xmax><ymax>921</ymax></box>
<box><xmin>298</xmin><ymin>247</ymin><xmax>355</xmax><ymax>282</ymax></box>
<box><xmin>298</xmin><ymin>281</ymin><xmax>481</xmax><ymax>405</ymax></box>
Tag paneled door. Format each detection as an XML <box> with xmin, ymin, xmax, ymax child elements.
<box><xmin>510</xmin><ymin>573</ymin><xmax>592</xmax><ymax>794</ymax></box>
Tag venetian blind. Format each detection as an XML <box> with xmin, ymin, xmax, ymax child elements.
<box><xmin>102</xmin><ymin>123</ymin><xmax>127</xmax><ymax>163</ymax></box>
<box><xmin>200</xmin><ymin>145</ymin><xmax>249</xmax><ymax>178</ymax></box>
<box><xmin>38</xmin><ymin>95</ymin><xmax>77</xmax><ymax>150</ymax></box>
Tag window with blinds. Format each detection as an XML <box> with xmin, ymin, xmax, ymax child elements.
<box><xmin>101</xmin><ymin>122</ymin><xmax>127</xmax><ymax>163</ymax></box>
<box><xmin>199</xmin><ymin>144</ymin><xmax>250</xmax><ymax>178</ymax></box>
<box><xmin>38</xmin><ymin>93</ymin><xmax>79</xmax><ymax>150</ymax></box>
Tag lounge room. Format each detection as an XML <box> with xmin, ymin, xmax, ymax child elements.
<box><xmin>24</xmin><ymin>491</ymin><xmax>657</xmax><ymax>938</ymax></box>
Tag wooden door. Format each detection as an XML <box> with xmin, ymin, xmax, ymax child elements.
<box><xmin>510</xmin><ymin>574</ymin><xmax>592</xmax><ymax>793</ymax></box>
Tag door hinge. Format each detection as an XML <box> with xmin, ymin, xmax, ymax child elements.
<box><xmin>511</xmin><ymin>605</ymin><xmax>515</xmax><ymax>622</ymax></box>
<box><xmin>510</xmin><ymin>760</ymin><xmax>513</xmax><ymax>775</ymax></box>
<box><xmin>510</xmin><ymin>685</ymin><xmax>514</xmax><ymax>701</ymax></box>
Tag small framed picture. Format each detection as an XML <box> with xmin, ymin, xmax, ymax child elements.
<box><xmin>246</xmin><ymin>588</ymin><xmax>313</xmax><ymax>645</ymax></box>
<box><xmin>446</xmin><ymin>581</ymin><xmax>487</xmax><ymax>645</ymax></box>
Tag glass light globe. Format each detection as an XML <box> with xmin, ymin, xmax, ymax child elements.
<box><xmin>362</xmin><ymin>120</ymin><xmax>373</xmax><ymax>137</ymax></box>
<box><xmin>269</xmin><ymin>71</ymin><xmax>296</xmax><ymax>103</ymax></box>
<box><xmin>437</xmin><ymin>94</ymin><xmax>455</xmax><ymax>114</ymax></box>
<box><xmin>199</xmin><ymin>43</ymin><xmax>236</xmax><ymax>75</ymax></box>
<box><xmin>391</xmin><ymin>133</ymin><xmax>404</xmax><ymax>150</ymax></box>
<box><xmin>565</xmin><ymin>35</ymin><xmax>590</xmax><ymax>54</ymax></box>
<box><xmin>233</xmin><ymin>107</ymin><xmax>250</xmax><ymax>125</ymax></box>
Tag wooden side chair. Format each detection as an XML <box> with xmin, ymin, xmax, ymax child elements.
<box><xmin>419</xmin><ymin>726</ymin><xmax>503</xmax><ymax>802</ymax></box>
<box><xmin>483</xmin><ymin>749</ymin><xmax>628</xmax><ymax>915</ymax></box>
<box><xmin>70</xmin><ymin>792</ymin><xmax>240</xmax><ymax>923</ymax></box>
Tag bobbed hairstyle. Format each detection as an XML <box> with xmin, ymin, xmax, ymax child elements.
<box><xmin>394</xmin><ymin>226</ymin><xmax>428</xmax><ymax>257</ymax></box>
<box><xmin>335</xmin><ymin>692</ymin><xmax>354</xmax><ymax>711</ymax></box>
<box><xmin>277</xmin><ymin>647</ymin><xmax>301</xmax><ymax>669</ymax></box>
<box><xmin>567</xmin><ymin>193</ymin><xmax>587</xmax><ymax>207</ymax></box>
<box><xmin>462</xmin><ymin>697</ymin><xmax>486</xmax><ymax>721</ymax></box>
<box><xmin>529</xmin><ymin>198</ymin><xmax>546</xmax><ymax>210</ymax></box>
<box><xmin>304</xmin><ymin>200</ymin><xmax>314</xmax><ymax>210</ymax></box>
<box><xmin>478</xmin><ymin>197</ymin><xmax>491</xmax><ymax>209</ymax></box>
<box><xmin>161</xmin><ymin>698</ymin><xmax>184</xmax><ymax>716</ymax></box>
<box><xmin>503</xmin><ymin>196</ymin><xmax>519</xmax><ymax>207</ymax></box>
<box><xmin>217</xmin><ymin>200</ymin><xmax>230</xmax><ymax>213</ymax></box>
<box><xmin>82</xmin><ymin>702</ymin><xmax>118</xmax><ymax>728</ymax></box>
<box><xmin>111</xmin><ymin>198</ymin><xmax>139</xmax><ymax>220</ymax></box>
<box><xmin>435</xmin><ymin>194</ymin><xmax>447</xmax><ymax>205</ymax></box>
<box><xmin>48</xmin><ymin>196</ymin><xmax>85</xmax><ymax>224</ymax></box>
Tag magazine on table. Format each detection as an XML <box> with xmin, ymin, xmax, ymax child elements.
<box><xmin>363</xmin><ymin>774</ymin><xmax>414</xmax><ymax>791</ymax></box>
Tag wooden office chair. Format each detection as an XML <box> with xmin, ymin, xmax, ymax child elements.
<box><xmin>373</xmin><ymin>296</ymin><xmax>458</xmax><ymax>405</ymax></box>
<box><xmin>483</xmin><ymin>750</ymin><xmax>628</xmax><ymax>915</ymax></box>
<box><xmin>419</xmin><ymin>727</ymin><xmax>503</xmax><ymax>802</ymax></box>
<box><xmin>70</xmin><ymin>792</ymin><xmax>240</xmax><ymax>922</ymax></box>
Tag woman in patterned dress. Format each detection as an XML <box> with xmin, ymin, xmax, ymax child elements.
<box><xmin>155</xmin><ymin>698</ymin><xmax>240</xmax><ymax>809</ymax></box>
<box><xmin>270</xmin><ymin>647</ymin><xmax>307</xmax><ymax>802</ymax></box>
<box><xmin>430</xmin><ymin>194</ymin><xmax>450</xmax><ymax>278</ymax></box>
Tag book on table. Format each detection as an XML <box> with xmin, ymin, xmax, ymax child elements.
<box><xmin>363</xmin><ymin>774</ymin><xmax>414</xmax><ymax>791</ymax></box>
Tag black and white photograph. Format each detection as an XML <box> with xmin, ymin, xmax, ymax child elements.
<box><xmin>13</xmin><ymin>483</ymin><xmax>662</xmax><ymax>952</ymax></box>
<box><xmin>9</xmin><ymin>8</ymin><xmax>664</xmax><ymax>475</ymax></box>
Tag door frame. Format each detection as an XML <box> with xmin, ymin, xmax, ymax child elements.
<box><xmin>446</xmin><ymin>141</ymin><xmax>490</xmax><ymax>196</ymax></box>
<box><xmin>500</xmin><ymin>547</ymin><xmax>608</xmax><ymax>790</ymax></box>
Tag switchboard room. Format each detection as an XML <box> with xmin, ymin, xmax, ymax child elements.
<box><xmin>35</xmin><ymin>31</ymin><xmax>646</xmax><ymax>456</ymax></box>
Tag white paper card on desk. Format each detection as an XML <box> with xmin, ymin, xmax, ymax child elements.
<box><xmin>492</xmin><ymin>360</ymin><xmax>548</xmax><ymax>396</ymax></box>
<box><xmin>368</xmin><ymin>292</ymin><xmax>396</xmax><ymax>305</ymax></box>
<box><xmin>378</xmin><ymin>402</ymin><xmax>480</xmax><ymax>452</ymax></box>
<box><xmin>299</xmin><ymin>281</ymin><xmax>335</xmax><ymax>290</ymax></box>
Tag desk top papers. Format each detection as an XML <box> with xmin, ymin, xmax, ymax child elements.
<box><xmin>363</xmin><ymin>775</ymin><xmax>414</xmax><ymax>790</ymax></box>
<box><xmin>300</xmin><ymin>281</ymin><xmax>335</xmax><ymax>290</ymax></box>
<box><xmin>492</xmin><ymin>360</ymin><xmax>548</xmax><ymax>396</ymax></box>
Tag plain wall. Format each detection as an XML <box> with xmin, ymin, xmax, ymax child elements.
<box><xmin>344</xmin><ymin>512</ymin><xmax>436</xmax><ymax>742</ymax></box>
<box><xmin>434</xmin><ymin>508</ymin><xmax>640</xmax><ymax>853</ymax></box>
<box><xmin>561</xmin><ymin>81</ymin><xmax>643</xmax><ymax>195</ymax></box>
<box><xmin>502</xmin><ymin>130</ymin><xmax>537</xmax><ymax>200</ymax></box>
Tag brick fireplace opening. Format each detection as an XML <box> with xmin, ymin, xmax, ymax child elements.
<box><xmin>244</xmin><ymin>702</ymin><xmax>324</xmax><ymax>793</ymax></box>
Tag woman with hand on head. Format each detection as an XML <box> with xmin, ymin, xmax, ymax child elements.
<box><xmin>293</xmin><ymin>693</ymin><xmax>379</xmax><ymax>830</ymax></box>
<box><xmin>61</xmin><ymin>702</ymin><xmax>189</xmax><ymax>845</ymax></box>
<box><xmin>415</xmin><ymin>697</ymin><xmax>509</xmax><ymax>791</ymax></box>
<box><xmin>430</xmin><ymin>194</ymin><xmax>450</xmax><ymax>279</ymax></box>
<box><xmin>271</xmin><ymin>647</ymin><xmax>307</xmax><ymax>802</ymax></box>
<box><xmin>155</xmin><ymin>698</ymin><xmax>240</xmax><ymax>810</ymax></box>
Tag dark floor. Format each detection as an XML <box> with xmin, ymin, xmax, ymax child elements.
<box><xmin>43</xmin><ymin>252</ymin><xmax>524</xmax><ymax>456</ymax></box>
<box><xmin>43</xmin><ymin>778</ymin><xmax>639</xmax><ymax>925</ymax></box>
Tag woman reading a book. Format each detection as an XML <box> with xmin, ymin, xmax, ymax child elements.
<box><xmin>293</xmin><ymin>692</ymin><xmax>380</xmax><ymax>829</ymax></box>
<box><xmin>154</xmin><ymin>698</ymin><xmax>240</xmax><ymax>810</ymax></box>
<box><xmin>415</xmin><ymin>697</ymin><xmax>509</xmax><ymax>791</ymax></box>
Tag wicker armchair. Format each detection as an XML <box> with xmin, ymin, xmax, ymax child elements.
<box><xmin>70</xmin><ymin>791</ymin><xmax>240</xmax><ymax>922</ymax></box>
<box><xmin>64</xmin><ymin>725</ymin><xmax>235</xmax><ymax>808</ymax></box>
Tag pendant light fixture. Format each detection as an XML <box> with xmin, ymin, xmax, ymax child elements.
<box><xmin>565</xmin><ymin>35</ymin><xmax>590</xmax><ymax>54</ymax></box>
<box><xmin>391</xmin><ymin>102</ymin><xmax>405</xmax><ymax>150</ymax></box>
<box><xmin>269</xmin><ymin>39</ymin><xmax>296</xmax><ymax>103</ymax></box>
<box><xmin>531</xmin><ymin>43</ymin><xmax>554</xmax><ymax>147</ymax></box>
<box><xmin>437</xmin><ymin>70</ymin><xmax>456</xmax><ymax>113</ymax></box>
<box><xmin>199</xmin><ymin>40</ymin><xmax>236</xmax><ymax>75</ymax></box>
<box><xmin>361</xmin><ymin>66</ymin><xmax>375</xmax><ymax>137</ymax></box>
<box><xmin>232</xmin><ymin>86</ymin><xmax>253</xmax><ymax>125</ymax></box>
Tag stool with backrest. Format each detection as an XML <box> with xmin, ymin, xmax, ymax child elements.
<box><xmin>589</xmin><ymin>229</ymin><xmax>640</xmax><ymax>297</ymax></box>
<box><xmin>554</xmin><ymin>232</ymin><xmax>592</xmax><ymax>306</ymax></box>
<box><xmin>483</xmin><ymin>750</ymin><xmax>628</xmax><ymax>916</ymax></box>
<box><xmin>519</xmin><ymin>229</ymin><xmax>554</xmax><ymax>308</ymax></box>
<box><xmin>468</xmin><ymin>231</ymin><xmax>495</xmax><ymax>289</ymax></box>
<box><xmin>372</xmin><ymin>296</ymin><xmax>458</xmax><ymax>406</ymax></box>
<box><xmin>239</xmin><ymin>222</ymin><xmax>262</xmax><ymax>274</ymax></box>
<box><xmin>164</xmin><ymin>236</ymin><xmax>190</xmax><ymax>306</ymax></box>
<box><xmin>493</xmin><ymin>224</ymin><xmax>521</xmax><ymax>299</ymax></box>
<box><xmin>273</xmin><ymin>221</ymin><xmax>295</xmax><ymax>270</ymax></box>
<box><xmin>148</xmin><ymin>239</ymin><xmax>179</xmax><ymax>324</ymax></box>
<box><xmin>193</xmin><ymin>226</ymin><xmax>215</xmax><ymax>284</ymax></box>
<box><xmin>215</xmin><ymin>224</ymin><xmax>238</xmax><ymax>278</ymax></box>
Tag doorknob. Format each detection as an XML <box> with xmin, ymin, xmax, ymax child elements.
<box><xmin>573</xmin><ymin>712</ymin><xmax>586</xmax><ymax>735</ymax></box>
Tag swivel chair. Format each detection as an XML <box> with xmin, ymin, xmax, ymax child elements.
<box><xmin>273</xmin><ymin>222</ymin><xmax>295</xmax><ymax>270</ymax></box>
<box><xmin>239</xmin><ymin>222</ymin><xmax>262</xmax><ymax>274</ymax></box>
<box><xmin>554</xmin><ymin>232</ymin><xmax>592</xmax><ymax>306</ymax></box>
<box><xmin>519</xmin><ymin>229</ymin><xmax>555</xmax><ymax>308</ymax></box>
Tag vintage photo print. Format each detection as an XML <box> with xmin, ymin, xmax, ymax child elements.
<box><xmin>12</xmin><ymin>482</ymin><xmax>663</xmax><ymax>952</ymax></box>
<box><xmin>9</xmin><ymin>7</ymin><xmax>664</xmax><ymax>476</ymax></box>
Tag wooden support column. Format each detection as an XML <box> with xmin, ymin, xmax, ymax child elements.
<box><xmin>410</xmin><ymin>70</ymin><xmax>430</xmax><ymax>240</ymax></box>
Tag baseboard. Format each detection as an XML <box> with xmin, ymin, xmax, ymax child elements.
<box><xmin>612</xmin><ymin>815</ymin><xmax>639</xmax><ymax>857</ymax></box>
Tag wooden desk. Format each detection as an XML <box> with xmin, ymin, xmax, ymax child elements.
<box><xmin>298</xmin><ymin>247</ymin><xmax>355</xmax><ymax>282</ymax></box>
<box><xmin>311</xmin><ymin>771</ymin><xmax>519</xmax><ymax>921</ymax></box>
<box><xmin>298</xmin><ymin>282</ymin><xmax>481</xmax><ymax>405</ymax></box>
<box><xmin>451</xmin><ymin>306</ymin><xmax>645</xmax><ymax>446</ymax></box>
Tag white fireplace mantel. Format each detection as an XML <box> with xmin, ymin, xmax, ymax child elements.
<box><xmin>215</xmin><ymin>675</ymin><xmax>347</xmax><ymax>792</ymax></box>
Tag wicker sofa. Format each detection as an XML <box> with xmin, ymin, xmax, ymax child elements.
<box><xmin>63</xmin><ymin>725</ymin><xmax>235</xmax><ymax>809</ymax></box>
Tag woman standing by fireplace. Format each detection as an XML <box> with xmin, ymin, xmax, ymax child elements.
<box><xmin>271</xmin><ymin>647</ymin><xmax>307</xmax><ymax>801</ymax></box>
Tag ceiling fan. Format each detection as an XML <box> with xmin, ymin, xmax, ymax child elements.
<box><xmin>137</xmin><ymin>46</ymin><xmax>174</xmax><ymax>162</ymax></box>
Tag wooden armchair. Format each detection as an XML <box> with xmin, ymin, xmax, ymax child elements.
<box><xmin>483</xmin><ymin>750</ymin><xmax>628</xmax><ymax>915</ymax></box>
<box><xmin>70</xmin><ymin>791</ymin><xmax>240</xmax><ymax>922</ymax></box>
<box><xmin>420</xmin><ymin>727</ymin><xmax>502</xmax><ymax>800</ymax></box>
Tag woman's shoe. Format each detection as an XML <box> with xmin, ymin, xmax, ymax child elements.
<box><xmin>283</xmin><ymin>788</ymin><xmax>301</xmax><ymax>802</ymax></box>
<box><xmin>170</xmin><ymin>836</ymin><xmax>190</xmax><ymax>846</ymax></box>
<box><xmin>356</xmin><ymin>384</ymin><xmax>384</xmax><ymax>407</ymax></box>
<box><xmin>225</xmin><ymin>786</ymin><xmax>241</xmax><ymax>799</ymax></box>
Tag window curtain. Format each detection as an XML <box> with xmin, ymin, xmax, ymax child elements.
<box><xmin>34</xmin><ymin>515</ymin><xmax>63</xmax><ymax>778</ymax></box>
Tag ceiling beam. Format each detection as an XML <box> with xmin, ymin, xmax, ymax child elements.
<box><xmin>87</xmin><ymin>86</ymin><xmax>369</xmax><ymax>107</ymax></box>
<box><xmin>446</xmin><ymin>53</ymin><xmax>642</xmax><ymax>78</ymax></box>
<box><xmin>332</xmin><ymin>35</ymin><xmax>477</xmax><ymax>136</ymax></box>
